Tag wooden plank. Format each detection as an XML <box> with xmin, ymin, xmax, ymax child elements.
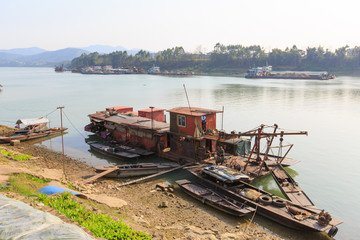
<box><xmin>82</xmin><ymin>166</ymin><xmax>119</xmax><ymax>184</ymax></box>
<box><xmin>117</xmin><ymin>163</ymin><xmax>191</xmax><ymax>187</ymax></box>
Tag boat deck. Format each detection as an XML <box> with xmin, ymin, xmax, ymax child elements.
<box><xmin>189</xmin><ymin>168</ymin><xmax>343</xmax><ymax>233</ymax></box>
<box><xmin>268</xmin><ymin>163</ymin><xmax>315</xmax><ymax>208</ymax></box>
<box><xmin>176</xmin><ymin>179</ymin><xmax>255</xmax><ymax>217</ymax></box>
<box><xmin>89</xmin><ymin>142</ymin><xmax>140</xmax><ymax>159</ymax></box>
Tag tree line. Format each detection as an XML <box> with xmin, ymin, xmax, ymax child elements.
<box><xmin>70</xmin><ymin>44</ymin><xmax>360</xmax><ymax>73</ymax></box>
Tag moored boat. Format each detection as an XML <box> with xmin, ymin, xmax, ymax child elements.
<box><xmin>0</xmin><ymin>118</ymin><xmax>67</xmax><ymax>143</ymax></box>
<box><xmin>188</xmin><ymin>166</ymin><xmax>342</xmax><ymax>237</ymax></box>
<box><xmin>245</xmin><ymin>65</ymin><xmax>335</xmax><ymax>80</ymax></box>
<box><xmin>176</xmin><ymin>179</ymin><xmax>255</xmax><ymax>217</ymax></box>
<box><xmin>87</xmin><ymin>141</ymin><xmax>140</xmax><ymax>159</ymax></box>
<box><xmin>202</xmin><ymin>165</ymin><xmax>251</xmax><ymax>183</ymax></box>
<box><xmin>95</xmin><ymin>162</ymin><xmax>180</xmax><ymax>178</ymax></box>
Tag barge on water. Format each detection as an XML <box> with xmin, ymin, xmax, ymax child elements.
<box><xmin>245</xmin><ymin>65</ymin><xmax>335</xmax><ymax>80</ymax></box>
<box><xmin>85</xmin><ymin>106</ymin><xmax>305</xmax><ymax>175</ymax></box>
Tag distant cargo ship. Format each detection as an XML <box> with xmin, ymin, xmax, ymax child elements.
<box><xmin>245</xmin><ymin>65</ymin><xmax>335</xmax><ymax>80</ymax></box>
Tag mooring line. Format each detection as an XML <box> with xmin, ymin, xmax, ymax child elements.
<box><xmin>62</xmin><ymin>110</ymin><xmax>88</xmax><ymax>139</ymax></box>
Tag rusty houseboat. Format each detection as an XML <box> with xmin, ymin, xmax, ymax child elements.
<box><xmin>85</xmin><ymin>106</ymin><xmax>169</xmax><ymax>157</ymax></box>
<box><xmin>85</xmin><ymin>106</ymin><xmax>263</xmax><ymax>168</ymax></box>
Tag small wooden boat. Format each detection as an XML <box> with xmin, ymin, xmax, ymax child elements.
<box><xmin>87</xmin><ymin>141</ymin><xmax>140</xmax><ymax>159</ymax></box>
<box><xmin>176</xmin><ymin>179</ymin><xmax>255</xmax><ymax>217</ymax></box>
<box><xmin>188</xmin><ymin>166</ymin><xmax>342</xmax><ymax>237</ymax></box>
<box><xmin>0</xmin><ymin>118</ymin><xmax>67</xmax><ymax>143</ymax></box>
<box><xmin>267</xmin><ymin>163</ymin><xmax>315</xmax><ymax>208</ymax></box>
<box><xmin>115</xmin><ymin>144</ymin><xmax>154</xmax><ymax>156</ymax></box>
<box><xmin>95</xmin><ymin>162</ymin><xmax>180</xmax><ymax>178</ymax></box>
<box><xmin>0</xmin><ymin>127</ymin><xmax>67</xmax><ymax>143</ymax></box>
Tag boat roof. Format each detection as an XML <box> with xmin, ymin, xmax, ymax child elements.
<box><xmin>16</xmin><ymin>117</ymin><xmax>49</xmax><ymax>126</ymax></box>
<box><xmin>89</xmin><ymin>112</ymin><xmax>169</xmax><ymax>132</ymax></box>
<box><xmin>167</xmin><ymin>107</ymin><xmax>222</xmax><ymax>116</ymax></box>
<box><xmin>202</xmin><ymin>165</ymin><xmax>250</xmax><ymax>182</ymax></box>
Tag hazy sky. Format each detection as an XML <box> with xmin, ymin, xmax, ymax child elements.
<box><xmin>1</xmin><ymin>0</ymin><xmax>359</xmax><ymax>52</ymax></box>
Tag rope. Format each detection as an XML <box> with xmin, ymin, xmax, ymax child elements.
<box><xmin>62</xmin><ymin>110</ymin><xmax>87</xmax><ymax>139</ymax></box>
<box><xmin>44</xmin><ymin>108</ymin><xmax>58</xmax><ymax>118</ymax></box>
<box><xmin>245</xmin><ymin>204</ymin><xmax>258</xmax><ymax>233</ymax></box>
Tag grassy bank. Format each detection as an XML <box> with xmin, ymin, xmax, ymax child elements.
<box><xmin>0</xmin><ymin>173</ymin><xmax>152</xmax><ymax>240</ymax></box>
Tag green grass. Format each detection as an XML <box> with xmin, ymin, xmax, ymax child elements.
<box><xmin>2</xmin><ymin>173</ymin><xmax>152</xmax><ymax>240</ymax></box>
<box><xmin>37</xmin><ymin>192</ymin><xmax>152</xmax><ymax>240</ymax></box>
<box><xmin>0</xmin><ymin>147</ymin><xmax>33</xmax><ymax>161</ymax></box>
<box><xmin>1</xmin><ymin>173</ymin><xmax>50</xmax><ymax>197</ymax></box>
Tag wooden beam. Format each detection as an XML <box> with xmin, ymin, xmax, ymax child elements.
<box><xmin>82</xmin><ymin>166</ymin><xmax>119</xmax><ymax>184</ymax></box>
<box><xmin>116</xmin><ymin>163</ymin><xmax>192</xmax><ymax>187</ymax></box>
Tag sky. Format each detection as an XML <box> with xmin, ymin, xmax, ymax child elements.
<box><xmin>0</xmin><ymin>0</ymin><xmax>359</xmax><ymax>53</ymax></box>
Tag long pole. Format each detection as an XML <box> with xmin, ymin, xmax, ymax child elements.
<box><xmin>221</xmin><ymin>106</ymin><xmax>224</xmax><ymax>131</ymax></box>
<box><xmin>57</xmin><ymin>106</ymin><xmax>65</xmax><ymax>178</ymax></box>
<box><xmin>183</xmin><ymin>84</ymin><xmax>192</xmax><ymax>115</ymax></box>
<box><xmin>149</xmin><ymin>106</ymin><xmax>154</xmax><ymax>130</ymax></box>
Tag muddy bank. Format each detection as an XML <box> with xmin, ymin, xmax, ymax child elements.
<box><xmin>0</xmin><ymin>142</ymin><xmax>282</xmax><ymax>240</ymax></box>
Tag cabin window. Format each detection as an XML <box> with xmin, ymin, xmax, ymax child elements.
<box><xmin>177</xmin><ymin>115</ymin><xmax>186</xmax><ymax>127</ymax></box>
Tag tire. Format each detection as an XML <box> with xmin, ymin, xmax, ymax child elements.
<box><xmin>328</xmin><ymin>226</ymin><xmax>338</xmax><ymax>237</ymax></box>
<box><xmin>259</xmin><ymin>195</ymin><xmax>272</xmax><ymax>205</ymax></box>
<box><xmin>272</xmin><ymin>198</ymin><xmax>286</xmax><ymax>208</ymax></box>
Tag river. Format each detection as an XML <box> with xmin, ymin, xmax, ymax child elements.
<box><xmin>0</xmin><ymin>67</ymin><xmax>359</xmax><ymax>240</ymax></box>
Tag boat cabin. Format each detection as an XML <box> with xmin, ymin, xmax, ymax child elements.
<box><xmin>15</xmin><ymin>117</ymin><xmax>49</xmax><ymax>133</ymax></box>
<box><xmin>166</xmin><ymin>107</ymin><xmax>222</xmax><ymax>161</ymax></box>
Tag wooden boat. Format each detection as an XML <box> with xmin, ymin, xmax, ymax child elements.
<box><xmin>87</xmin><ymin>141</ymin><xmax>140</xmax><ymax>159</ymax></box>
<box><xmin>95</xmin><ymin>162</ymin><xmax>180</xmax><ymax>178</ymax></box>
<box><xmin>0</xmin><ymin>127</ymin><xmax>67</xmax><ymax>143</ymax></box>
<box><xmin>0</xmin><ymin>117</ymin><xmax>67</xmax><ymax>143</ymax></box>
<box><xmin>188</xmin><ymin>166</ymin><xmax>342</xmax><ymax>237</ymax></box>
<box><xmin>267</xmin><ymin>163</ymin><xmax>315</xmax><ymax>208</ymax></box>
<box><xmin>115</xmin><ymin>144</ymin><xmax>154</xmax><ymax>156</ymax></box>
<box><xmin>176</xmin><ymin>179</ymin><xmax>255</xmax><ymax>217</ymax></box>
<box><xmin>202</xmin><ymin>165</ymin><xmax>251</xmax><ymax>183</ymax></box>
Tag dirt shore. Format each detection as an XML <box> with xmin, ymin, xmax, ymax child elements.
<box><xmin>0</xmin><ymin>140</ymin><xmax>282</xmax><ymax>240</ymax></box>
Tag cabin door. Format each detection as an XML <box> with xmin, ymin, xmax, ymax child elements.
<box><xmin>206</xmin><ymin>139</ymin><xmax>212</xmax><ymax>152</ymax></box>
<box><xmin>201</xmin><ymin>116</ymin><xmax>207</xmax><ymax>133</ymax></box>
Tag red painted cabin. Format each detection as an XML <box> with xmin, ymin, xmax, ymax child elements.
<box><xmin>166</xmin><ymin>107</ymin><xmax>222</xmax><ymax>161</ymax></box>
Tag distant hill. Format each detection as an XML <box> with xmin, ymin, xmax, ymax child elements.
<box><xmin>19</xmin><ymin>48</ymin><xmax>89</xmax><ymax>64</ymax></box>
<box><xmin>0</xmin><ymin>47</ymin><xmax>46</xmax><ymax>56</ymax></box>
<box><xmin>0</xmin><ymin>47</ymin><xmax>89</xmax><ymax>66</ymax></box>
<box><xmin>0</xmin><ymin>45</ymin><xmax>146</xmax><ymax>67</ymax></box>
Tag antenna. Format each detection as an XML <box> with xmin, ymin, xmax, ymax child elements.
<box><xmin>183</xmin><ymin>84</ymin><xmax>193</xmax><ymax>115</ymax></box>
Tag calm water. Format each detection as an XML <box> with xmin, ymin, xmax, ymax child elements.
<box><xmin>1</xmin><ymin>68</ymin><xmax>359</xmax><ymax>240</ymax></box>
